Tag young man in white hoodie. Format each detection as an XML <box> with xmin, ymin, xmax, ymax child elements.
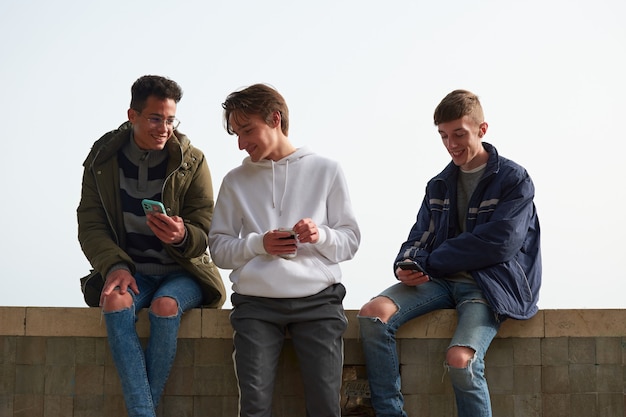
<box><xmin>209</xmin><ymin>83</ymin><xmax>361</xmax><ymax>417</ymax></box>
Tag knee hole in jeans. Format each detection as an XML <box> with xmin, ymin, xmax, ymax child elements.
<box><xmin>150</xmin><ymin>296</ymin><xmax>179</xmax><ymax>317</ymax></box>
<box><xmin>446</xmin><ymin>345</ymin><xmax>475</xmax><ymax>368</ymax></box>
<box><xmin>102</xmin><ymin>289</ymin><xmax>133</xmax><ymax>312</ymax></box>
<box><xmin>358</xmin><ymin>296</ymin><xmax>398</xmax><ymax>323</ymax></box>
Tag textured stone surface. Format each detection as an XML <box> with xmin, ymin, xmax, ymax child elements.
<box><xmin>0</xmin><ymin>307</ymin><xmax>624</xmax><ymax>417</ymax></box>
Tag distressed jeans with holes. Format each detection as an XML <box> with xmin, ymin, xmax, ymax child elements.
<box><xmin>103</xmin><ymin>272</ymin><xmax>203</xmax><ymax>417</ymax></box>
<box><xmin>357</xmin><ymin>279</ymin><xmax>501</xmax><ymax>417</ymax></box>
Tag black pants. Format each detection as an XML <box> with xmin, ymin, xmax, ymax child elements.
<box><xmin>230</xmin><ymin>283</ymin><xmax>348</xmax><ymax>417</ymax></box>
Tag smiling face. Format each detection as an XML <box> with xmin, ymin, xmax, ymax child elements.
<box><xmin>437</xmin><ymin>115</ymin><xmax>489</xmax><ymax>171</ymax></box>
<box><xmin>228</xmin><ymin>111</ymin><xmax>294</xmax><ymax>162</ymax></box>
<box><xmin>127</xmin><ymin>96</ymin><xmax>177</xmax><ymax>151</ymax></box>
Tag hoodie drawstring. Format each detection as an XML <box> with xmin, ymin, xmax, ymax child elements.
<box><xmin>270</xmin><ymin>159</ymin><xmax>290</xmax><ymax>217</ymax></box>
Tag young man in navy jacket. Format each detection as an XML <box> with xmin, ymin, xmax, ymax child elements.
<box><xmin>358</xmin><ymin>89</ymin><xmax>541</xmax><ymax>417</ymax></box>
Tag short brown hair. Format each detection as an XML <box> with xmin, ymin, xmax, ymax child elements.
<box><xmin>433</xmin><ymin>89</ymin><xmax>484</xmax><ymax>126</ymax></box>
<box><xmin>222</xmin><ymin>84</ymin><xmax>289</xmax><ymax>135</ymax></box>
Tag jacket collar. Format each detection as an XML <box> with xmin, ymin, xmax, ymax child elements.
<box><xmin>435</xmin><ymin>142</ymin><xmax>500</xmax><ymax>182</ymax></box>
<box><xmin>88</xmin><ymin>121</ymin><xmax>186</xmax><ymax>169</ymax></box>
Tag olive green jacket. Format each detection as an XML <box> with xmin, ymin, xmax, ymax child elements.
<box><xmin>77</xmin><ymin>122</ymin><xmax>226</xmax><ymax>307</ymax></box>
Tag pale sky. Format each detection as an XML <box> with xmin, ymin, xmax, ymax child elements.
<box><xmin>1</xmin><ymin>0</ymin><xmax>624</xmax><ymax>310</ymax></box>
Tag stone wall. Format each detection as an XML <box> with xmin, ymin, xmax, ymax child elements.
<box><xmin>1</xmin><ymin>307</ymin><xmax>625</xmax><ymax>417</ymax></box>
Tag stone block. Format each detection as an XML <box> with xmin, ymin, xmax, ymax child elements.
<box><xmin>15</xmin><ymin>364</ymin><xmax>44</xmax><ymax>394</ymax></box>
<box><xmin>201</xmin><ymin>309</ymin><xmax>232</xmax><ymax>339</ymax></box>
<box><xmin>542</xmin><ymin>365</ymin><xmax>570</xmax><ymax>394</ymax></box>
<box><xmin>595</xmin><ymin>337</ymin><xmax>622</xmax><ymax>364</ymax></box>
<box><xmin>343</xmin><ymin>339</ymin><xmax>365</xmax><ymax>364</ymax></box>
<box><xmin>487</xmin><ymin>365</ymin><xmax>514</xmax><ymax>394</ymax></box>
<box><xmin>541</xmin><ymin>337</ymin><xmax>569</xmax><ymax>365</ymax></box>
<box><xmin>513</xmin><ymin>337</ymin><xmax>542</xmax><ymax>365</ymax></box>
<box><xmin>545</xmin><ymin>309</ymin><xmax>626</xmax><ymax>338</ymax></box>
<box><xmin>160</xmin><ymin>395</ymin><xmax>193</xmax><ymax>417</ymax></box>
<box><xmin>0</xmin><ymin>308</ymin><xmax>25</xmax><ymax>336</ymax></box>
<box><xmin>397</xmin><ymin>309</ymin><xmax>457</xmax><ymax>339</ymax></box>
<box><xmin>194</xmin><ymin>338</ymin><xmax>233</xmax><ymax>365</ymax></box>
<box><xmin>498</xmin><ymin>311</ymin><xmax>544</xmax><ymax>338</ymax></box>
<box><xmin>179</xmin><ymin>308</ymin><xmax>202</xmax><ymax>338</ymax></box>
<box><xmin>102</xmin><ymin>394</ymin><xmax>126</xmax><ymax>416</ymax></box>
<box><xmin>72</xmin><ymin>394</ymin><xmax>104</xmax><ymax>417</ymax></box>
<box><xmin>44</xmin><ymin>365</ymin><xmax>75</xmax><ymax>395</ymax></box>
<box><xmin>74</xmin><ymin>364</ymin><xmax>105</xmax><ymax>395</ymax></box>
<box><xmin>597</xmin><ymin>393</ymin><xmax>624</xmax><ymax>416</ymax></box>
<box><xmin>487</xmin><ymin>338</ymin><xmax>514</xmax><ymax>367</ymax></box>
<box><xmin>16</xmin><ymin>337</ymin><xmax>46</xmax><ymax>365</ymax></box>
<box><xmin>46</xmin><ymin>337</ymin><xmax>75</xmax><ymax>365</ymax></box>
<box><xmin>513</xmin><ymin>365</ymin><xmax>542</xmax><ymax>394</ymax></box>
<box><xmin>0</xmin><ymin>336</ymin><xmax>16</xmax><ymax>365</ymax></box>
<box><xmin>400</xmin><ymin>339</ymin><xmax>430</xmax><ymax>366</ymax></box>
<box><xmin>344</xmin><ymin>310</ymin><xmax>360</xmax><ymax>339</ymax></box>
<box><xmin>569</xmin><ymin>393</ymin><xmax>598</xmax><ymax>417</ymax></box>
<box><xmin>75</xmin><ymin>337</ymin><xmax>106</xmax><ymax>365</ymax></box>
<box><xmin>193</xmin><ymin>395</ymin><xmax>239</xmax><ymax>417</ymax></box>
<box><xmin>0</xmin><ymin>395</ymin><xmax>13</xmax><ymax>417</ymax></box>
<box><xmin>13</xmin><ymin>394</ymin><xmax>43</xmax><ymax>417</ymax></box>
<box><xmin>569</xmin><ymin>337</ymin><xmax>595</xmax><ymax>364</ymax></box>
<box><xmin>193</xmin><ymin>365</ymin><xmax>238</xmax><ymax>396</ymax></box>
<box><xmin>569</xmin><ymin>363</ymin><xmax>598</xmax><ymax>393</ymax></box>
<box><xmin>542</xmin><ymin>393</ymin><xmax>569</xmax><ymax>417</ymax></box>
<box><xmin>43</xmin><ymin>395</ymin><xmax>74</xmax><ymax>417</ymax></box>
<box><xmin>172</xmin><ymin>338</ymin><xmax>195</xmax><ymax>367</ymax></box>
<box><xmin>0</xmin><ymin>363</ymin><xmax>16</xmax><ymax>394</ymax></box>
<box><xmin>596</xmin><ymin>364</ymin><xmax>622</xmax><ymax>393</ymax></box>
<box><xmin>164</xmin><ymin>365</ymin><xmax>194</xmax><ymax>396</ymax></box>
<box><xmin>513</xmin><ymin>393</ymin><xmax>542</xmax><ymax>417</ymax></box>
<box><xmin>25</xmin><ymin>307</ymin><xmax>106</xmax><ymax>337</ymax></box>
<box><xmin>490</xmin><ymin>393</ymin><xmax>514</xmax><ymax>416</ymax></box>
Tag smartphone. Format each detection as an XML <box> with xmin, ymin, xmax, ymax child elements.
<box><xmin>278</xmin><ymin>228</ymin><xmax>297</xmax><ymax>240</ymax></box>
<box><xmin>396</xmin><ymin>260</ymin><xmax>426</xmax><ymax>274</ymax></box>
<box><xmin>141</xmin><ymin>199</ymin><xmax>167</xmax><ymax>216</ymax></box>
<box><xmin>277</xmin><ymin>228</ymin><xmax>297</xmax><ymax>258</ymax></box>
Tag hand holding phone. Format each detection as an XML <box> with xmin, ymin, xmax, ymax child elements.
<box><xmin>278</xmin><ymin>228</ymin><xmax>297</xmax><ymax>240</ymax></box>
<box><xmin>277</xmin><ymin>228</ymin><xmax>297</xmax><ymax>258</ymax></box>
<box><xmin>396</xmin><ymin>260</ymin><xmax>427</xmax><ymax>274</ymax></box>
<box><xmin>141</xmin><ymin>199</ymin><xmax>167</xmax><ymax>216</ymax></box>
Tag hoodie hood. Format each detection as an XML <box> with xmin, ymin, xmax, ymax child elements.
<box><xmin>242</xmin><ymin>147</ymin><xmax>315</xmax><ymax>216</ymax></box>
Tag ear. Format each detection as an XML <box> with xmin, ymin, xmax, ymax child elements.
<box><xmin>478</xmin><ymin>122</ymin><xmax>488</xmax><ymax>138</ymax></box>
<box><xmin>271</xmin><ymin>111</ymin><xmax>281</xmax><ymax>128</ymax></box>
<box><xmin>128</xmin><ymin>108</ymin><xmax>137</xmax><ymax>124</ymax></box>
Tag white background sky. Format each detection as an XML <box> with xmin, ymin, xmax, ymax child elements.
<box><xmin>1</xmin><ymin>0</ymin><xmax>624</xmax><ymax>310</ymax></box>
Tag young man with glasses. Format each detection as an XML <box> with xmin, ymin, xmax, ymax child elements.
<box><xmin>77</xmin><ymin>75</ymin><xmax>226</xmax><ymax>417</ymax></box>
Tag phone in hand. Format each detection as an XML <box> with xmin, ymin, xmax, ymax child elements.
<box><xmin>396</xmin><ymin>260</ymin><xmax>427</xmax><ymax>274</ymax></box>
<box><xmin>278</xmin><ymin>228</ymin><xmax>297</xmax><ymax>240</ymax></box>
<box><xmin>141</xmin><ymin>199</ymin><xmax>167</xmax><ymax>216</ymax></box>
<box><xmin>277</xmin><ymin>228</ymin><xmax>297</xmax><ymax>258</ymax></box>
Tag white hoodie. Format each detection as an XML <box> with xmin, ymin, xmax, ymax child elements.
<box><xmin>209</xmin><ymin>147</ymin><xmax>361</xmax><ymax>298</ymax></box>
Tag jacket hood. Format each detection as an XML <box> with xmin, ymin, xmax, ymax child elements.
<box><xmin>85</xmin><ymin>121</ymin><xmax>190</xmax><ymax>169</ymax></box>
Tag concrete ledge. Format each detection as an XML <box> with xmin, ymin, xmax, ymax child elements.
<box><xmin>2</xmin><ymin>307</ymin><xmax>625</xmax><ymax>417</ymax></box>
<box><xmin>2</xmin><ymin>307</ymin><xmax>626</xmax><ymax>339</ymax></box>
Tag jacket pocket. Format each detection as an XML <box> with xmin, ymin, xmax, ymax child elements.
<box><xmin>80</xmin><ymin>270</ymin><xmax>103</xmax><ymax>307</ymax></box>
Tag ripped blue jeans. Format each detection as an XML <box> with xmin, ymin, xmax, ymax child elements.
<box><xmin>358</xmin><ymin>279</ymin><xmax>501</xmax><ymax>417</ymax></box>
<box><xmin>103</xmin><ymin>272</ymin><xmax>202</xmax><ymax>417</ymax></box>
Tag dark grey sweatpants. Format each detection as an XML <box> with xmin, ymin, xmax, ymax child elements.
<box><xmin>229</xmin><ymin>283</ymin><xmax>348</xmax><ymax>417</ymax></box>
